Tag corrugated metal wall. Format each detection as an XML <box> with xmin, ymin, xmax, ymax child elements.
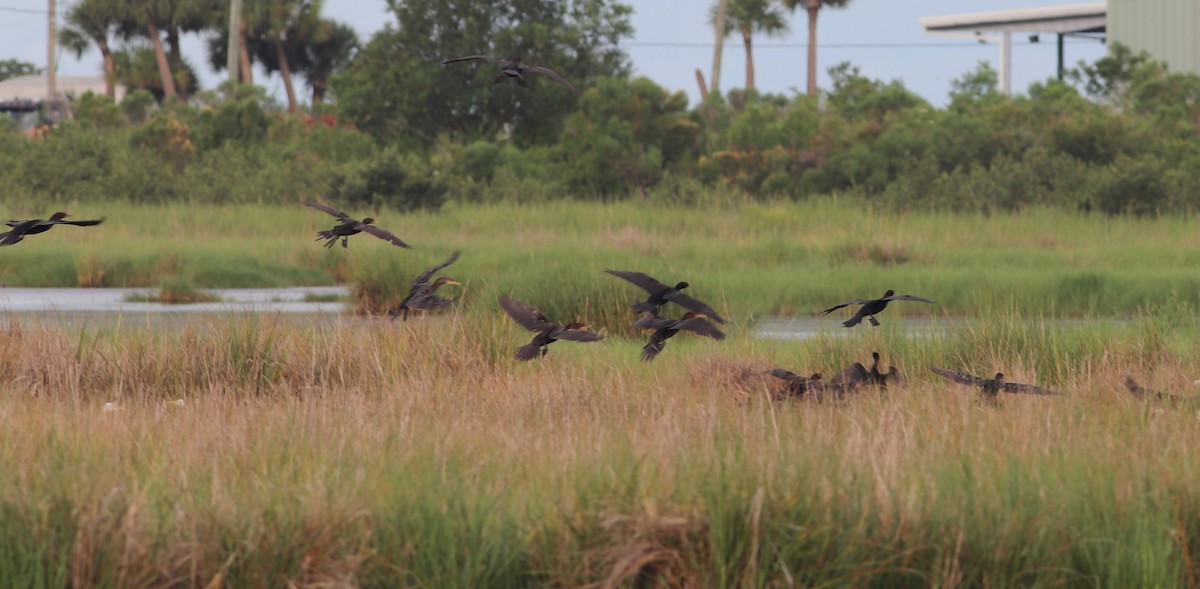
<box><xmin>1109</xmin><ymin>0</ymin><xmax>1200</xmax><ymax>74</ymax></box>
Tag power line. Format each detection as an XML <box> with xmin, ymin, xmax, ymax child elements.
<box><xmin>626</xmin><ymin>40</ymin><xmax>1103</xmax><ymax>49</ymax></box>
<box><xmin>0</xmin><ymin>3</ymin><xmax>68</xmax><ymax>15</ymax></box>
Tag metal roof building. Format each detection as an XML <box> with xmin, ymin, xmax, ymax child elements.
<box><xmin>919</xmin><ymin>3</ymin><xmax>1106</xmax><ymax>96</ymax></box>
<box><xmin>0</xmin><ymin>75</ymin><xmax>124</xmax><ymax>102</ymax></box>
<box><xmin>1108</xmin><ymin>0</ymin><xmax>1200</xmax><ymax>76</ymax></box>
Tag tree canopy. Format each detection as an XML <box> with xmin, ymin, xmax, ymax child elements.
<box><xmin>332</xmin><ymin>0</ymin><xmax>633</xmax><ymax>147</ymax></box>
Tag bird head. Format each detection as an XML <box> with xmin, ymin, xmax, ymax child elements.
<box><xmin>361</xmin><ymin>217</ymin><xmax>376</xmax><ymax>225</ymax></box>
<box><xmin>993</xmin><ymin>373</ymin><xmax>1005</xmax><ymax>381</ymax></box>
<box><xmin>872</xmin><ymin>351</ymin><xmax>881</xmax><ymax>361</ymax></box>
<box><xmin>50</xmin><ymin>211</ymin><xmax>69</xmax><ymax>221</ymax></box>
<box><xmin>434</xmin><ymin>277</ymin><xmax>462</xmax><ymax>287</ymax></box>
<box><xmin>1124</xmin><ymin>376</ymin><xmax>1138</xmax><ymax>390</ymax></box>
<box><xmin>509</xmin><ymin>56</ymin><xmax>523</xmax><ymax>63</ymax></box>
<box><xmin>674</xmin><ymin>281</ymin><xmax>689</xmax><ymax>290</ymax></box>
<box><xmin>883</xmin><ymin>289</ymin><xmax>895</xmax><ymax>297</ymax></box>
<box><xmin>809</xmin><ymin>373</ymin><xmax>823</xmax><ymax>381</ymax></box>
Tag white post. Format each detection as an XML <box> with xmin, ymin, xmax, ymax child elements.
<box><xmin>999</xmin><ymin>31</ymin><xmax>1012</xmax><ymax>96</ymax></box>
<box><xmin>47</xmin><ymin>0</ymin><xmax>56</xmax><ymax>97</ymax></box>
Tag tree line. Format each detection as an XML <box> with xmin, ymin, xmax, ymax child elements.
<box><xmin>56</xmin><ymin>0</ymin><xmax>356</xmax><ymax>111</ymax></box>
<box><xmin>5</xmin><ymin>0</ymin><xmax>1199</xmax><ymax>216</ymax></box>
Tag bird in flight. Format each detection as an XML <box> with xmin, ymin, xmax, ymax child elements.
<box><xmin>930</xmin><ymin>367</ymin><xmax>1058</xmax><ymax>401</ymax></box>
<box><xmin>0</xmin><ymin>212</ymin><xmax>104</xmax><ymax>246</ymax></box>
<box><xmin>499</xmin><ymin>295</ymin><xmax>603</xmax><ymax>361</ymax></box>
<box><xmin>819</xmin><ymin>290</ymin><xmax>935</xmax><ymax>328</ymax></box>
<box><xmin>633</xmin><ymin>310</ymin><xmax>725</xmax><ymax>362</ymax></box>
<box><xmin>441</xmin><ymin>55</ymin><xmax>579</xmax><ymax>94</ymax></box>
<box><xmin>303</xmin><ymin>202</ymin><xmax>411</xmax><ymax>250</ymax></box>
<box><xmin>392</xmin><ymin>251</ymin><xmax>462</xmax><ymax>321</ymax></box>
<box><xmin>606</xmin><ymin>269</ymin><xmax>727</xmax><ymax>324</ymax></box>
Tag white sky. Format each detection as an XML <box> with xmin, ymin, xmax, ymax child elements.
<box><xmin>0</xmin><ymin>0</ymin><xmax>1109</xmax><ymax>107</ymax></box>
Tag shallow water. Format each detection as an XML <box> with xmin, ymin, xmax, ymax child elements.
<box><xmin>0</xmin><ymin>287</ymin><xmax>351</xmax><ymax>329</ymax></box>
<box><xmin>0</xmin><ymin>288</ymin><xmax>1137</xmax><ymax>338</ymax></box>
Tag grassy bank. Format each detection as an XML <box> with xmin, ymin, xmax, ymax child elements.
<box><xmin>2</xmin><ymin>200</ymin><xmax>1200</xmax><ymax>323</ymax></box>
<box><xmin>1</xmin><ymin>312</ymin><xmax>1200</xmax><ymax>586</ymax></box>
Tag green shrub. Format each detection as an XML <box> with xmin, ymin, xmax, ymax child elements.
<box><xmin>1093</xmin><ymin>154</ymin><xmax>1171</xmax><ymax>216</ymax></box>
<box><xmin>333</xmin><ymin>148</ymin><xmax>447</xmax><ymax>211</ymax></box>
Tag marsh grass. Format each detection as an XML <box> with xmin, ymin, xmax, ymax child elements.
<box><xmin>4</xmin><ymin>200</ymin><xmax>1200</xmax><ymax>322</ymax></box>
<box><xmin>2</xmin><ymin>311</ymin><xmax>1200</xmax><ymax>586</ymax></box>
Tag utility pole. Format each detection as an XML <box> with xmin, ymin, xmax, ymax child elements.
<box><xmin>47</xmin><ymin>0</ymin><xmax>56</xmax><ymax>97</ymax></box>
<box><xmin>710</xmin><ymin>0</ymin><xmax>728</xmax><ymax>95</ymax></box>
<box><xmin>227</xmin><ymin>0</ymin><xmax>243</xmax><ymax>86</ymax></box>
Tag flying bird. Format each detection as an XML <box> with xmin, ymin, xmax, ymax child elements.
<box><xmin>930</xmin><ymin>367</ymin><xmax>1058</xmax><ymax>401</ymax></box>
<box><xmin>633</xmin><ymin>310</ymin><xmax>725</xmax><ymax>362</ymax></box>
<box><xmin>392</xmin><ymin>251</ymin><xmax>462</xmax><ymax>321</ymax></box>
<box><xmin>499</xmin><ymin>295</ymin><xmax>603</xmax><ymax>361</ymax></box>
<box><xmin>303</xmin><ymin>202</ymin><xmax>411</xmax><ymax>250</ymax></box>
<box><xmin>606</xmin><ymin>269</ymin><xmax>727</xmax><ymax>324</ymax></box>
<box><xmin>440</xmin><ymin>55</ymin><xmax>579</xmax><ymax>94</ymax></box>
<box><xmin>819</xmin><ymin>290</ymin><xmax>936</xmax><ymax>328</ymax></box>
<box><xmin>0</xmin><ymin>212</ymin><xmax>104</xmax><ymax>246</ymax></box>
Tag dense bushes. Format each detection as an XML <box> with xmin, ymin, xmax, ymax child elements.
<box><xmin>2</xmin><ymin>43</ymin><xmax>1199</xmax><ymax>215</ymax></box>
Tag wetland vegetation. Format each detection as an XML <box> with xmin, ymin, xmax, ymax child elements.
<box><xmin>1</xmin><ymin>311</ymin><xmax>1199</xmax><ymax>586</ymax></box>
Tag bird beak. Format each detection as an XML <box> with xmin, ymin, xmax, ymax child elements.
<box><xmin>446</xmin><ymin>280</ymin><xmax>462</xmax><ymax>286</ymax></box>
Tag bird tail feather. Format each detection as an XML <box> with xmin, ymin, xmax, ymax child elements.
<box><xmin>514</xmin><ymin>343</ymin><xmax>542</xmax><ymax>361</ymax></box>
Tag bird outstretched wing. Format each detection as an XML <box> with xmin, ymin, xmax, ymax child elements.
<box><xmin>632</xmin><ymin>312</ymin><xmax>672</xmax><ymax>331</ymax></box>
<box><xmin>1000</xmin><ymin>381</ymin><xmax>1059</xmax><ymax>395</ymax></box>
<box><xmin>818</xmin><ymin>299</ymin><xmax>874</xmax><ymax>315</ymax></box>
<box><xmin>523</xmin><ymin>64</ymin><xmax>579</xmax><ymax>94</ymax></box>
<box><xmin>882</xmin><ymin>294</ymin><xmax>937</xmax><ymax>305</ymax></box>
<box><xmin>551</xmin><ymin>326</ymin><xmax>604</xmax><ymax>342</ymax></box>
<box><xmin>929</xmin><ymin>366</ymin><xmax>986</xmax><ymax>386</ymax></box>
<box><xmin>674</xmin><ymin>316</ymin><xmax>726</xmax><ymax>340</ymax></box>
<box><xmin>441</xmin><ymin>54</ymin><xmax>505</xmax><ymax>66</ymax></box>
<box><xmin>605</xmin><ymin>269</ymin><xmax>670</xmax><ymax>293</ymax></box>
<box><xmin>765</xmin><ymin>368</ymin><xmax>804</xmax><ymax>383</ymax></box>
<box><xmin>499</xmin><ymin>296</ymin><xmax>556</xmax><ymax>332</ymax></box>
<box><xmin>411</xmin><ymin>251</ymin><xmax>460</xmax><ymax>287</ymax></box>
<box><xmin>49</xmin><ymin>217</ymin><xmax>105</xmax><ymax>227</ymax></box>
<box><xmin>667</xmin><ymin>292</ymin><xmax>727</xmax><ymax>324</ymax></box>
<box><xmin>362</xmin><ymin>225</ymin><xmax>412</xmax><ymax>248</ymax></box>
<box><xmin>303</xmin><ymin>202</ymin><xmax>352</xmax><ymax>222</ymax></box>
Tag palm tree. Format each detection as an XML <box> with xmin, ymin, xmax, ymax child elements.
<box><xmin>780</xmin><ymin>0</ymin><xmax>852</xmax><ymax>96</ymax></box>
<box><xmin>252</xmin><ymin>0</ymin><xmax>313</xmax><ymax>112</ymax></box>
<box><xmin>297</xmin><ymin>18</ymin><xmax>357</xmax><ymax>105</ymax></box>
<box><xmin>120</xmin><ymin>0</ymin><xmax>177</xmax><ymax>99</ymax></box>
<box><xmin>58</xmin><ymin>0</ymin><xmax>122</xmax><ymax>98</ymax></box>
<box><xmin>709</xmin><ymin>0</ymin><xmax>790</xmax><ymax>91</ymax></box>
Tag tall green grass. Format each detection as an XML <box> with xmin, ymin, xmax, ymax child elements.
<box><xmin>3</xmin><ymin>200</ymin><xmax>1200</xmax><ymax>322</ymax></box>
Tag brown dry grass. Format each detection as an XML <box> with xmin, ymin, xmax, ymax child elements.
<box><xmin>1</xmin><ymin>315</ymin><xmax>1199</xmax><ymax>586</ymax></box>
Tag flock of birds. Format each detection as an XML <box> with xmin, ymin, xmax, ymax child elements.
<box><xmin>4</xmin><ymin>202</ymin><xmax>1193</xmax><ymax>405</ymax></box>
<box><xmin>3</xmin><ymin>58</ymin><xmax>1193</xmax><ymax>405</ymax></box>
